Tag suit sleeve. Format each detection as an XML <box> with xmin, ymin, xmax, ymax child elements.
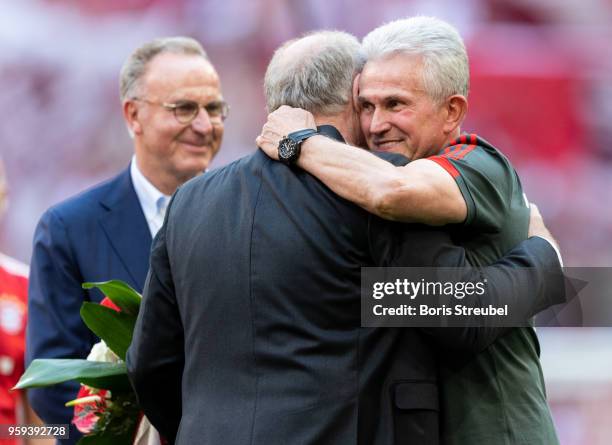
<box><xmin>127</xmin><ymin>196</ymin><xmax>184</xmax><ymax>443</ymax></box>
<box><xmin>368</xmin><ymin>218</ymin><xmax>565</xmax><ymax>352</ymax></box>
<box><xmin>26</xmin><ymin>208</ymin><xmax>95</xmax><ymax>444</ymax></box>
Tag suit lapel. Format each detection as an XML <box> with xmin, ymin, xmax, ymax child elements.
<box><xmin>98</xmin><ymin>167</ymin><xmax>152</xmax><ymax>291</ymax></box>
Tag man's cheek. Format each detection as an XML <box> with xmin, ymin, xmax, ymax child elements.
<box><xmin>359</xmin><ymin>115</ymin><xmax>371</xmax><ymax>138</ymax></box>
<box><xmin>354</xmin><ymin>127</ymin><xmax>368</xmax><ymax>150</ymax></box>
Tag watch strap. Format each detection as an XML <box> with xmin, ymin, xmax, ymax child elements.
<box><xmin>288</xmin><ymin>128</ymin><xmax>318</xmax><ymax>143</ymax></box>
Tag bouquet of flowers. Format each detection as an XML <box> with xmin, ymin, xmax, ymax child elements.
<box><xmin>14</xmin><ymin>280</ymin><xmax>155</xmax><ymax>445</ymax></box>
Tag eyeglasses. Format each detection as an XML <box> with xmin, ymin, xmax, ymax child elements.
<box><xmin>134</xmin><ymin>98</ymin><xmax>229</xmax><ymax>124</ymax></box>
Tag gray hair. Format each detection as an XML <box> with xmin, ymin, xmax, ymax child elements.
<box><xmin>361</xmin><ymin>16</ymin><xmax>469</xmax><ymax>103</ymax></box>
<box><xmin>264</xmin><ymin>31</ymin><xmax>362</xmax><ymax>115</ymax></box>
<box><xmin>119</xmin><ymin>36</ymin><xmax>209</xmax><ymax>101</ymax></box>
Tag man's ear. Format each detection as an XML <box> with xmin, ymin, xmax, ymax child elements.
<box><xmin>351</xmin><ymin>74</ymin><xmax>361</xmax><ymax>113</ymax></box>
<box><xmin>123</xmin><ymin>100</ymin><xmax>143</xmax><ymax>136</ymax></box>
<box><xmin>443</xmin><ymin>95</ymin><xmax>468</xmax><ymax>134</ymax></box>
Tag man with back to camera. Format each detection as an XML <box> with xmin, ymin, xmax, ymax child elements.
<box><xmin>257</xmin><ymin>16</ymin><xmax>560</xmax><ymax>444</ymax></box>
<box><xmin>127</xmin><ymin>30</ymin><xmax>564</xmax><ymax>445</ymax></box>
<box><xmin>26</xmin><ymin>36</ymin><xmax>228</xmax><ymax>444</ymax></box>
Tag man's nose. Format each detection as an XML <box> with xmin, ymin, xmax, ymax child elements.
<box><xmin>369</xmin><ymin>108</ymin><xmax>391</xmax><ymax>135</ymax></box>
<box><xmin>191</xmin><ymin>107</ymin><xmax>214</xmax><ymax>134</ymax></box>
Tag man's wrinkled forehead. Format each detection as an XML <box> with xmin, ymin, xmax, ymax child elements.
<box><xmin>142</xmin><ymin>53</ymin><xmax>220</xmax><ymax>93</ymax></box>
<box><xmin>357</xmin><ymin>54</ymin><xmax>426</xmax><ymax>103</ymax></box>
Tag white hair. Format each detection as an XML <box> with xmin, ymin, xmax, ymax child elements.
<box><xmin>361</xmin><ymin>16</ymin><xmax>469</xmax><ymax>102</ymax></box>
<box><xmin>119</xmin><ymin>36</ymin><xmax>209</xmax><ymax>102</ymax></box>
<box><xmin>264</xmin><ymin>31</ymin><xmax>363</xmax><ymax>114</ymax></box>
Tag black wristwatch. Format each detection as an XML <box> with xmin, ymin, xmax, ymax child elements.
<box><xmin>278</xmin><ymin>128</ymin><xmax>318</xmax><ymax>165</ymax></box>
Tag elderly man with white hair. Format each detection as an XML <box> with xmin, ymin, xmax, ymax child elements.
<box><xmin>258</xmin><ymin>16</ymin><xmax>560</xmax><ymax>445</ymax></box>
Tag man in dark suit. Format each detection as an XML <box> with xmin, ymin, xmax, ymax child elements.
<box><xmin>26</xmin><ymin>36</ymin><xmax>227</xmax><ymax>444</ymax></box>
<box><xmin>127</xmin><ymin>31</ymin><xmax>564</xmax><ymax>445</ymax></box>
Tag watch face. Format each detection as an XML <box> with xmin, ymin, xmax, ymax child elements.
<box><xmin>279</xmin><ymin>138</ymin><xmax>298</xmax><ymax>161</ymax></box>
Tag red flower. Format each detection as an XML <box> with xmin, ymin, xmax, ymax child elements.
<box><xmin>71</xmin><ymin>296</ymin><xmax>119</xmax><ymax>434</ymax></box>
<box><xmin>71</xmin><ymin>386</ymin><xmax>111</xmax><ymax>434</ymax></box>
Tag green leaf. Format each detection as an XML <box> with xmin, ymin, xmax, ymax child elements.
<box><xmin>82</xmin><ymin>280</ymin><xmax>141</xmax><ymax>316</ymax></box>
<box><xmin>81</xmin><ymin>303</ymin><xmax>136</xmax><ymax>361</ymax></box>
<box><xmin>14</xmin><ymin>359</ymin><xmax>130</xmax><ymax>391</ymax></box>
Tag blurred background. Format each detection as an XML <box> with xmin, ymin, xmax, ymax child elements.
<box><xmin>0</xmin><ymin>0</ymin><xmax>610</xmax><ymax>443</ymax></box>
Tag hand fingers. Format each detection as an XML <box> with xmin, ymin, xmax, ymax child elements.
<box><xmin>270</xmin><ymin>106</ymin><xmax>314</xmax><ymax>123</ymax></box>
<box><xmin>256</xmin><ymin>135</ymin><xmax>275</xmax><ymax>148</ymax></box>
<box><xmin>261</xmin><ymin>123</ymin><xmax>284</xmax><ymax>140</ymax></box>
<box><xmin>256</xmin><ymin>132</ymin><xmax>281</xmax><ymax>154</ymax></box>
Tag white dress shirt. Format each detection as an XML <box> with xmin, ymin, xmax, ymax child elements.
<box><xmin>130</xmin><ymin>157</ymin><xmax>171</xmax><ymax>238</ymax></box>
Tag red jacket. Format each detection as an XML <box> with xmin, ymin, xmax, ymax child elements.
<box><xmin>0</xmin><ymin>253</ymin><xmax>28</xmax><ymax>444</ymax></box>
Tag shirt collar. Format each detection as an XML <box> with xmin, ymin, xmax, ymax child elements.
<box><xmin>130</xmin><ymin>156</ymin><xmax>171</xmax><ymax>223</ymax></box>
<box><xmin>316</xmin><ymin>125</ymin><xmax>345</xmax><ymax>143</ymax></box>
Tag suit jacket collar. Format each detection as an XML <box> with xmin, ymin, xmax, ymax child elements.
<box><xmin>130</xmin><ymin>157</ymin><xmax>171</xmax><ymax>237</ymax></box>
<box><xmin>317</xmin><ymin>125</ymin><xmax>345</xmax><ymax>143</ymax></box>
<box><xmin>98</xmin><ymin>166</ymin><xmax>152</xmax><ymax>290</ymax></box>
